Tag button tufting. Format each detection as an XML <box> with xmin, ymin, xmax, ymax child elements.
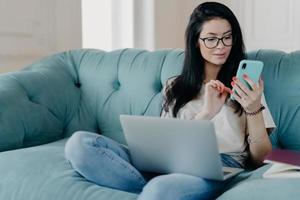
<box><xmin>75</xmin><ymin>82</ymin><xmax>81</xmax><ymax>88</ymax></box>
<box><xmin>114</xmin><ymin>81</ymin><xmax>120</xmax><ymax>90</ymax></box>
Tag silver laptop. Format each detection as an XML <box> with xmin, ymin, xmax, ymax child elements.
<box><xmin>120</xmin><ymin>115</ymin><xmax>243</xmax><ymax>180</ymax></box>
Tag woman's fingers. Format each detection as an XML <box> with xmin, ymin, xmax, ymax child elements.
<box><xmin>215</xmin><ymin>80</ymin><xmax>226</xmax><ymax>93</ymax></box>
<box><xmin>207</xmin><ymin>80</ymin><xmax>232</xmax><ymax>94</ymax></box>
<box><xmin>231</xmin><ymin>76</ymin><xmax>264</xmax><ymax>111</ymax></box>
<box><xmin>220</xmin><ymin>85</ymin><xmax>224</xmax><ymax>93</ymax></box>
<box><xmin>231</xmin><ymin>90</ymin><xmax>243</xmax><ymax>104</ymax></box>
<box><xmin>207</xmin><ymin>80</ymin><xmax>220</xmax><ymax>90</ymax></box>
<box><xmin>216</xmin><ymin>82</ymin><xmax>222</xmax><ymax>92</ymax></box>
<box><xmin>231</xmin><ymin>81</ymin><xmax>247</xmax><ymax>101</ymax></box>
<box><xmin>242</xmin><ymin>74</ymin><xmax>258</xmax><ymax>90</ymax></box>
<box><xmin>224</xmin><ymin>87</ymin><xmax>232</xmax><ymax>94</ymax></box>
<box><xmin>207</xmin><ymin>80</ymin><xmax>218</xmax><ymax>88</ymax></box>
<box><xmin>233</xmin><ymin>78</ymin><xmax>250</xmax><ymax>96</ymax></box>
<box><xmin>233</xmin><ymin>76</ymin><xmax>263</xmax><ymax>101</ymax></box>
<box><xmin>259</xmin><ymin>77</ymin><xmax>264</xmax><ymax>91</ymax></box>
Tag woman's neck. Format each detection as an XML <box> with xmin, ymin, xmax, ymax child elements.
<box><xmin>203</xmin><ymin>62</ymin><xmax>222</xmax><ymax>83</ymax></box>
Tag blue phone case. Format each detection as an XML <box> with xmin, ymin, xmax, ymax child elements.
<box><xmin>230</xmin><ymin>60</ymin><xmax>264</xmax><ymax>100</ymax></box>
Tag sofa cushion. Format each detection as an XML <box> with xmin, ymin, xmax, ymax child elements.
<box><xmin>218</xmin><ymin>164</ymin><xmax>300</xmax><ymax>199</ymax></box>
<box><xmin>0</xmin><ymin>53</ymin><xmax>97</xmax><ymax>152</ymax></box>
<box><xmin>0</xmin><ymin>139</ymin><xmax>137</xmax><ymax>200</ymax></box>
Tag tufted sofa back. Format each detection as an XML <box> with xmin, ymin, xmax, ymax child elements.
<box><xmin>248</xmin><ymin>50</ymin><xmax>300</xmax><ymax>150</ymax></box>
<box><xmin>65</xmin><ymin>48</ymin><xmax>184</xmax><ymax>144</ymax></box>
<box><xmin>0</xmin><ymin>48</ymin><xmax>299</xmax><ymax>152</ymax></box>
<box><xmin>0</xmin><ymin>49</ymin><xmax>183</xmax><ymax>151</ymax></box>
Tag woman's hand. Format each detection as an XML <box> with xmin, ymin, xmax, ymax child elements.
<box><xmin>231</xmin><ymin>74</ymin><xmax>272</xmax><ymax>166</ymax></box>
<box><xmin>231</xmin><ymin>74</ymin><xmax>263</xmax><ymax>112</ymax></box>
<box><xmin>199</xmin><ymin>80</ymin><xmax>231</xmax><ymax>119</ymax></box>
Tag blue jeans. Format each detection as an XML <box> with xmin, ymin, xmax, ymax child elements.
<box><xmin>65</xmin><ymin>131</ymin><xmax>242</xmax><ymax>199</ymax></box>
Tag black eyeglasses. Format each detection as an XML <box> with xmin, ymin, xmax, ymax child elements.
<box><xmin>199</xmin><ymin>35</ymin><xmax>233</xmax><ymax>49</ymax></box>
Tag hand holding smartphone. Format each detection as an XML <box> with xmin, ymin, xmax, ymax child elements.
<box><xmin>230</xmin><ymin>60</ymin><xmax>264</xmax><ymax>100</ymax></box>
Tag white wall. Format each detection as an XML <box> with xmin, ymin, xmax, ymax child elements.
<box><xmin>153</xmin><ymin>0</ymin><xmax>184</xmax><ymax>50</ymax></box>
<box><xmin>2</xmin><ymin>0</ymin><xmax>298</xmax><ymax>73</ymax></box>
<box><xmin>82</xmin><ymin>0</ymin><xmax>112</xmax><ymax>50</ymax></box>
<box><xmin>82</xmin><ymin>0</ymin><xmax>133</xmax><ymax>51</ymax></box>
<box><xmin>0</xmin><ymin>0</ymin><xmax>82</xmax><ymax>73</ymax></box>
<box><xmin>133</xmin><ymin>0</ymin><xmax>155</xmax><ymax>50</ymax></box>
<box><xmin>149</xmin><ymin>0</ymin><xmax>300</xmax><ymax>52</ymax></box>
<box><xmin>231</xmin><ymin>0</ymin><xmax>300</xmax><ymax>52</ymax></box>
<box><xmin>152</xmin><ymin>0</ymin><xmax>228</xmax><ymax>50</ymax></box>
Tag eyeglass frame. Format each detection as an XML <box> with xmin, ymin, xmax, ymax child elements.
<box><xmin>198</xmin><ymin>35</ymin><xmax>233</xmax><ymax>49</ymax></box>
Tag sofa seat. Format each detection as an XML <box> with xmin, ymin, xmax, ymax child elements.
<box><xmin>2</xmin><ymin>137</ymin><xmax>299</xmax><ymax>200</ymax></box>
<box><xmin>0</xmin><ymin>139</ymin><xmax>137</xmax><ymax>200</ymax></box>
<box><xmin>219</xmin><ymin>164</ymin><xmax>300</xmax><ymax>199</ymax></box>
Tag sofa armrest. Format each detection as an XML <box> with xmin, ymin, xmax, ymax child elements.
<box><xmin>0</xmin><ymin>53</ymin><xmax>81</xmax><ymax>152</ymax></box>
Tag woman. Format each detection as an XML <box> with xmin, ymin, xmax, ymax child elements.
<box><xmin>65</xmin><ymin>2</ymin><xmax>275</xmax><ymax>199</ymax></box>
<box><xmin>138</xmin><ymin>2</ymin><xmax>276</xmax><ymax>199</ymax></box>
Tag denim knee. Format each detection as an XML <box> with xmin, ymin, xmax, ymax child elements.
<box><xmin>138</xmin><ymin>173</ymin><xmax>226</xmax><ymax>200</ymax></box>
<box><xmin>65</xmin><ymin>131</ymin><xmax>146</xmax><ymax>193</ymax></box>
<box><xmin>64</xmin><ymin>131</ymin><xmax>93</xmax><ymax>169</ymax></box>
<box><xmin>138</xmin><ymin>175</ymin><xmax>175</xmax><ymax>200</ymax></box>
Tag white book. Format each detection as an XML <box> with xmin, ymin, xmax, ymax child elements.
<box><xmin>263</xmin><ymin>149</ymin><xmax>300</xmax><ymax>178</ymax></box>
<box><xmin>263</xmin><ymin>162</ymin><xmax>300</xmax><ymax>179</ymax></box>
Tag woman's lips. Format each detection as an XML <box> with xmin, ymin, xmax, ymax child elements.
<box><xmin>214</xmin><ymin>53</ymin><xmax>226</xmax><ymax>58</ymax></box>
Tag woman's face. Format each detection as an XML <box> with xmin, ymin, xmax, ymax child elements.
<box><xmin>198</xmin><ymin>18</ymin><xmax>232</xmax><ymax>66</ymax></box>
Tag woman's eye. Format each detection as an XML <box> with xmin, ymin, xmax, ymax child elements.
<box><xmin>206</xmin><ymin>38</ymin><xmax>217</xmax><ymax>42</ymax></box>
<box><xmin>224</xmin><ymin>35</ymin><xmax>232</xmax><ymax>40</ymax></box>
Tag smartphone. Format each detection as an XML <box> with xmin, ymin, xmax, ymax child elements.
<box><xmin>230</xmin><ymin>60</ymin><xmax>264</xmax><ymax>100</ymax></box>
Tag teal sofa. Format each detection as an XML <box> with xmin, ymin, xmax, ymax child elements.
<box><xmin>0</xmin><ymin>48</ymin><xmax>299</xmax><ymax>199</ymax></box>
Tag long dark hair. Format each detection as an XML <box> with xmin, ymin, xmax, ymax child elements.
<box><xmin>164</xmin><ymin>2</ymin><xmax>245</xmax><ymax>117</ymax></box>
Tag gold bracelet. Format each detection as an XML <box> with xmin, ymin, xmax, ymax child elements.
<box><xmin>244</xmin><ymin>105</ymin><xmax>265</xmax><ymax>116</ymax></box>
<box><xmin>247</xmin><ymin>134</ymin><xmax>267</xmax><ymax>144</ymax></box>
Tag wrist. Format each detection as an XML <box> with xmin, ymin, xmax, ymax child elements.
<box><xmin>244</xmin><ymin>104</ymin><xmax>265</xmax><ymax>116</ymax></box>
